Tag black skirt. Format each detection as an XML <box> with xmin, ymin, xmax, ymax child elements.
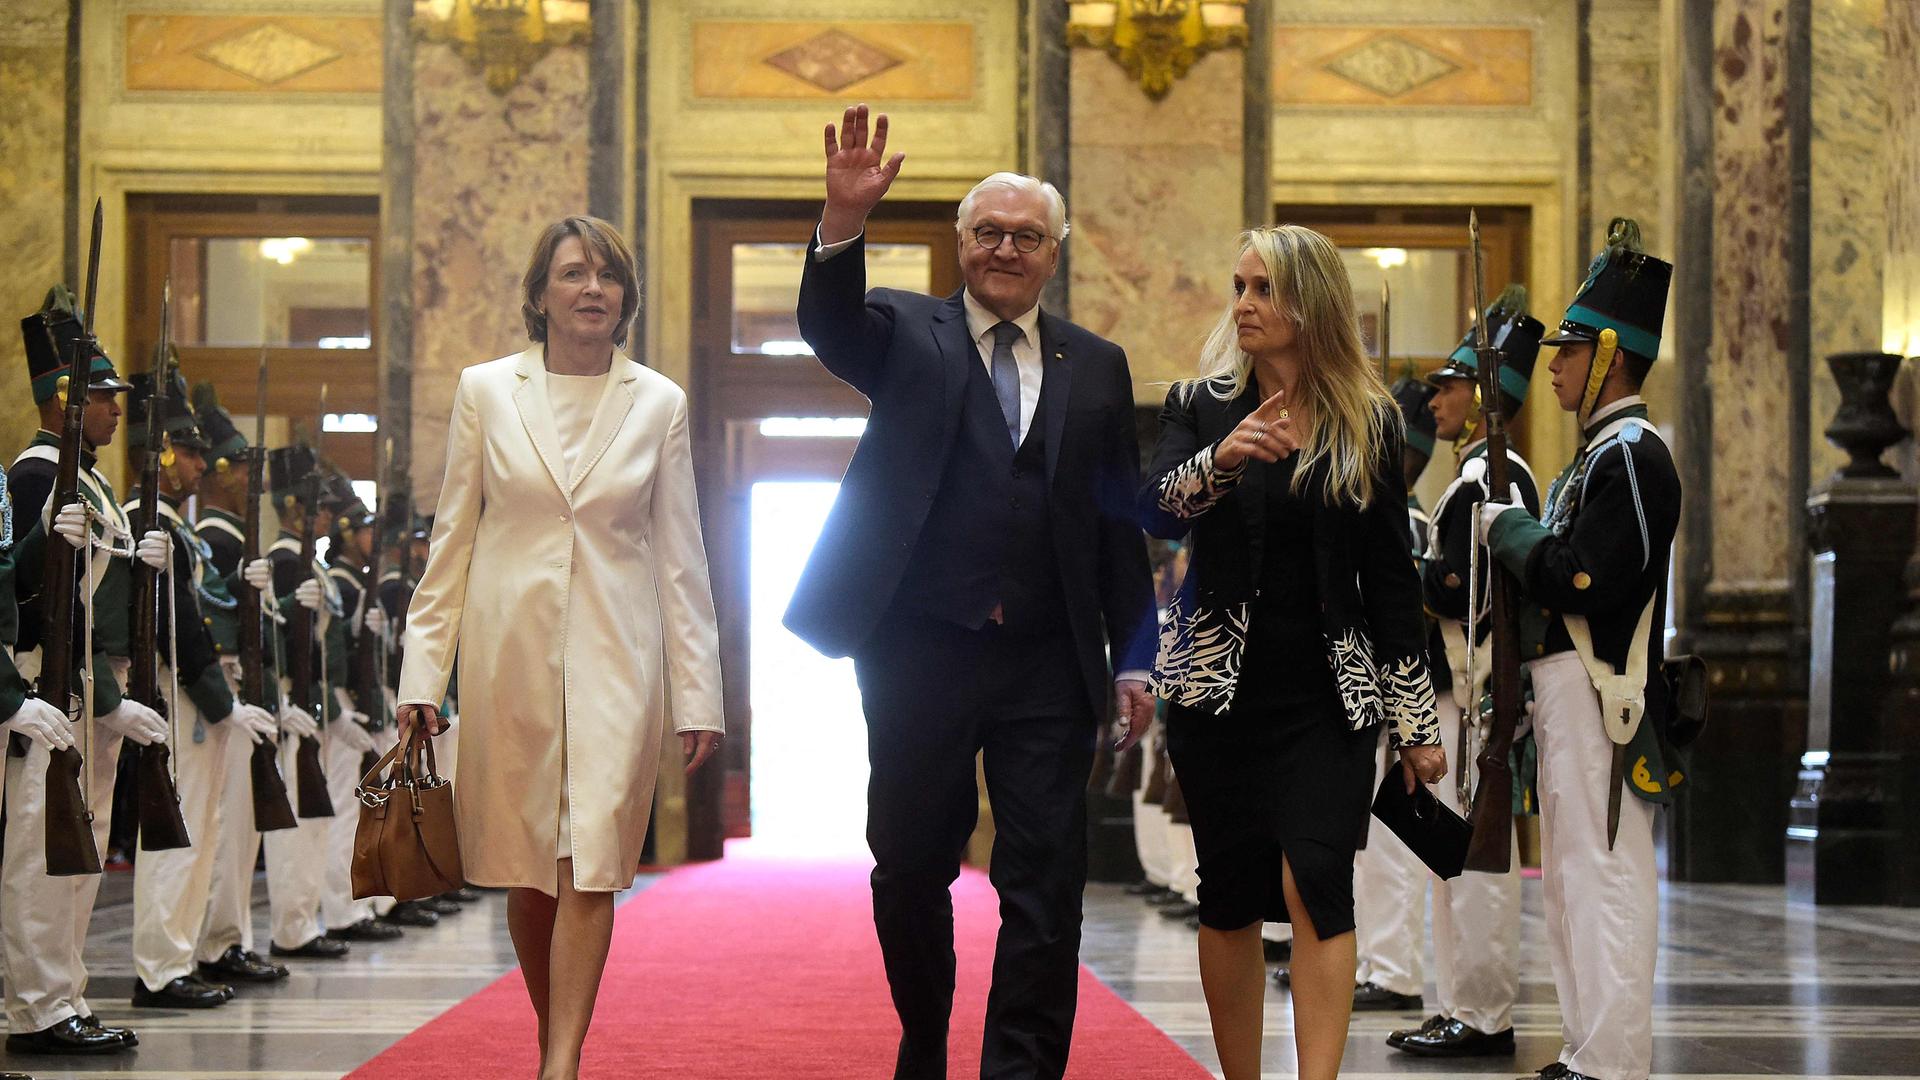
<box><xmin>1165</xmin><ymin>692</ymin><xmax>1378</xmax><ymax>938</ymax></box>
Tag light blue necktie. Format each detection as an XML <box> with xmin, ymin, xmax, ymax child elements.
<box><xmin>989</xmin><ymin>321</ymin><xmax>1023</xmax><ymax>448</ymax></box>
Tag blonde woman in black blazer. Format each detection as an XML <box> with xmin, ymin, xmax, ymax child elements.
<box><xmin>1139</xmin><ymin>225</ymin><xmax>1444</xmax><ymax>1080</ymax></box>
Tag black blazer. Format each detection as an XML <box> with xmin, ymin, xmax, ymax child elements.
<box><xmin>783</xmin><ymin>234</ymin><xmax>1157</xmax><ymax>719</ymax></box>
<box><xmin>1138</xmin><ymin>378</ymin><xmax>1440</xmax><ymax>748</ymax></box>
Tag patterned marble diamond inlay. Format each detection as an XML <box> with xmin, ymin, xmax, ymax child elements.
<box><xmin>197</xmin><ymin>22</ymin><xmax>342</xmax><ymax>85</ymax></box>
<box><xmin>1323</xmin><ymin>34</ymin><xmax>1460</xmax><ymax>98</ymax></box>
<box><xmin>764</xmin><ymin>29</ymin><xmax>903</xmax><ymax>93</ymax></box>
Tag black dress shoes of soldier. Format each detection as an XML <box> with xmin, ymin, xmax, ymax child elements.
<box><xmin>1523</xmin><ymin>1064</ymin><xmax>1594</xmax><ymax>1080</ymax></box>
<box><xmin>0</xmin><ymin>1070</ymin><xmax>31</xmax><ymax>1078</ymax></box>
<box><xmin>1387</xmin><ymin>1012</ymin><xmax>1446</xmax><ymax>1048</ymax></box>
<box><xmin>422</xmin><ymin>895</ymin><xmax>463</xmax><ymax>915</ymax></box>
<box><xmin>271</xmin><ymin>935</ymin><xmax>350</xmax><ymax>959</ymax></box>
<box><xmin>1391</xmin><ymin>1016</ymin><xmax>1515</xmax><ymax>1056</ymax></box>
<box><xmin>381</xmin><ymin>900</ymin><xmax>441</xmax><ymax>927</ymax></box>
<box><xmin>199</xmin><ymin>944</ymin><xmax>290</xmax><ymax>983</ymax></box>
<box><xmin>327</xmin><ymin>917</ymin><xmax>403</xmax><ymax>942</ymax></box>
<box><xmin>1351</xmin><ymin>981</ymin><xmax>1423</xmax><ymax>1011</ymax></box>
<box><xmin>133</xmin><ymin>974</ymin><xmax>234</xmax><ymax>1009</ymax></box>
<box><xmin>1157</xmin><ymin>900</ymin><xmax>1201</xmax><ymax>921</ymax></box>
<box><xmin>1262</xmin><ymin>937</ymin><xmax>1291</xmax><ymax>964</ymax></box>
<box><xmin>77</xmin><ymin>1014</ymin><xmax>137</xmax><ymax>1047</ymax></box>
<box><xmin>5</xmin><ymin>1015</ymin><xmax>130</xmax><ymax>1055</ymax></box>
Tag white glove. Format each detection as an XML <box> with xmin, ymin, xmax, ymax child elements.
<box><xmin>1475</xmin><ymin>483</ymin><xmax>1528</xmax><ymax>547</ymax></box>
<box><xmin>136</xmin><ymin>529</ymin><xmax>171</xmax><ymax>571</ymax></box>
<box><xmin>52</xmin><ymin>502</ymin><xmax>89</xmax><ymax>550</ymax></box>
<box><xmin>279</xmin><ymin>704</ymin><xmax>319</xmax><ymax>739</ymax></box>
<box><xmin>243</xmin><ymin>558</ymin><xmax>273</xmax><ymax>591</ymax></box>
<box><xmin>2</xmin><ymin>698</ymin><xmax>75</xmax><ymax>751</ymax></box>
<box><xmin>226</xmin><ymin>702</ymin><xmax>278</xmax><ymax>745</ymax></box>
<box><xmin>330</xmin><ymin>717</ymin><xmax>377</xmax><ymax>755</ymax></box>
<box><xmin>294</xmin><ymin>578</ymin><xmax>323</xmax><ymax>612</ymax></box>
<box><xmin>363</xmin><ymin>606</ymin><xmax>388</xmax><ymax>637</ymax></box>
<box><xmin>100</xmin><ymin>698</ymin><xmax>167</xmax><ymax>746</ymax></box>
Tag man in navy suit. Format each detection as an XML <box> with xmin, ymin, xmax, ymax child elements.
<box><xmin>787</xmin><ymin>105</ymin><xmax>1158</xmax><ymax>1080</ymax></box>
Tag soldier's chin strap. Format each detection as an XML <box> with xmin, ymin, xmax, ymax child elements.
<box><xmin>1453</xmin><ymin>385</ymin><xmax>1484</xmax><ymax>455</ymax></box>
<box><xmin>1577</xmin><ymin>328</ymin><xmax>1619</xmax><ymax>433</ymax></box>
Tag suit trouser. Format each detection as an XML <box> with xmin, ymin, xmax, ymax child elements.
<box><xmin>1</xmin><ymin>649</ymin><xmax>125</xmax><ymax>1032</ymax></box>
<box><xmin>1354</xmin><ymin>728</ymin><xmax>1428</xmax><ymax>997</ymax></box>
<box><xmin>320</xmin><ymin>728</ymin><xmax>374</xmax><ymax>929</ymax></box>
<box><xmin>856</xmin><ymin>614</ymin><xmax>1092</xmax><ymax>1080</ymax></box>
<box><xmin>263</xmin><ymin>733</ymin><xmax>328</xmax><ymax>950</ymax></box>
<box><xmin>132</xmin><ymin>670</ymin><xmax>233</xmax><ymax>991</ymax></box>
<box><xmin>1529</xmin><ymin>652</ymin><xmax>1657</xmax><ymax>1080</ymax></box>
<box><xmin>1428</xmin><ymin>694</ymin><xmax>1522</xmax><ymax>1035</ymax></box>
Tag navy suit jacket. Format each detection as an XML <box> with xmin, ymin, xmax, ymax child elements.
<box><xmin>783</xmin><ymin>234</ymin><xmax>1156</xmax><ymax>720</ymax></box>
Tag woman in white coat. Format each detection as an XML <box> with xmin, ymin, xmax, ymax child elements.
<box><xmin>396</xmin><ymin>216</ymin><xmax>724</xmax><ymax>1080</ymax></box>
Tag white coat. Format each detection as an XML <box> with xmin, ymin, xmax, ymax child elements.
<box><xmin>397</xmin><ymin>347</ymin><xmax>724</xmax><ymax>894</ymax></box>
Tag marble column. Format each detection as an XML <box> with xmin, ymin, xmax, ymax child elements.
<box><xmin>0</xmin><ymin>0</ymin><xmax>71</xmax><ymax>464</ymax></box>
<box><xmin>1668</xmin><ymin>0</ymin><xmax>1807</xmax><ymax>884</ymax></box>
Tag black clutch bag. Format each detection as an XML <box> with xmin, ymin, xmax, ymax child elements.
<box><xmin>1370</xmin><ymin>767</ymin><xmax>1471</xmax><ymax>880</ymax></box>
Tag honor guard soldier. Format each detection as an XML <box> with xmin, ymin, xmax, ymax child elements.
<box><xmin>261</xmin><ymin>444</ymin><xmax>352</xmax><ymax>960</ymax></box>
<box><xmin>1479</xmin><ymin>220</ymin><xmax>1680</xmax><ymax>1080</ymax></box>
<box><xmin>186</xmin><ymin>381</ymin><xmax>302</xmax><ymax>985</ymax></box>
<box><xmin>3</xmin><ymin>286</ymin><xmax>149</xmax><ymax>1057</ymax></box>
<box><xmin>1384</xmin><ymin>287</ymin><xmax>1546</xmax><ymax>1057</ymax></box>
<box><xmin>122</xmin><ymin>369</ymin><xmax>280</xmax><ymax>1010</ymax></box>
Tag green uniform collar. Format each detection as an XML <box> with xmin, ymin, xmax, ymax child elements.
<box><xmin>1580</xmin><ymin>396</ymin><xmax>1649</xmax><ymax>442</ymax></box>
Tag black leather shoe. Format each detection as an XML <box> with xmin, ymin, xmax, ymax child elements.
<box><xmin>1387</xmin><ymin>1013</ymin><xmax>1448</xmax><ymax>1049</ymax></box>
<box><xmin>271</xmin><ymin>935</ymin><xmax>350</xmax><ymax>959</ymax></box>
<box><xmin>0</xmin><ymin>1071</ymin><xmax>32</xmax><ymax>1078</ymax></box>
<box><xmin>200</xmin><ymin>945</ymin><xmax>290</xmax><ymax>983</ymax></box>
<box><xmin>1262</xmin><ymin>937</ymin><xmax>1292</xmax><ymax>964</ymax></box>
<box><xmin>1144</xmin><ymin>888</ymin><xmax>1186</xmax><ymax>907</ymax></box>
<box><xmin>381</xmin><ymin>901</ymin><xmax>440</xmax><ymax>928</ymax></box>
<box><xmin>133</xmin><ymin>975</ymin><xmax>230</xmax><ymax>1009</ymax></box>
<box><xmin>1396</xmin><ymin>1017</ymin><xmax>1515</xmax><ymax>1056</ymax></box>
<box><xmin>1158</xmin><ymin>901</ymin><xmax>1201</xmax><ymax>920</ymax></box>
<box><xmin>1352</xmin><ymin>981</ymin><xmax>1423</xmax><ymax>1011</ymax></box>
<box><xmin>327</xmin><ymin>918</ymin><xmax>403</xmax><ymax>942</ymax></box>
<box><xmin>1123</xmin><ymin>880</ymin><xmax>1163</xmax><ymax>896</ymax></box>
<box><xmin>442</xmin><ymin>887</ymin><xmax>482</xmax><ymax>903</ymax></box>
<box><xmin>75</xmin><ymin>1014</ymin><xmax>136</xmax><ymax>1047</ymax></box>
<box><xmin>5</xmin><ymin>1015</ymin><xmax>130</xmax><ymax>1055</ymax></box>
<box><xmin>423</xmin><ymin>896</ymin><xmax>463</xmax><ymax>915</ymax></box>
<box><xmin>1272</xmin><ymin>966</ymin><xmax>1290</xmax><ymax>988</ymax></box>
<box><xmin>1523</xmin><ymin>1063</ymin><xmax>1573</xmax><ymax>1080</ymax></box>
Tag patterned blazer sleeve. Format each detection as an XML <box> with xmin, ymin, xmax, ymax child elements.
<box><xmin>1358</xmin><ymin>419</ymin><xmax>1440</xmax><ymax>748</ymax></box>
<box><xmin>1137</xmin><ymin>383</ymin><xmax>1247</xmax><ymax>540</ymax></box>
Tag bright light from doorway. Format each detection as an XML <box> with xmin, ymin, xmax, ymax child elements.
<box><xmin>758</xmin><ymin>417</ymin><xmax>867</xmax><ymax>438</ymax></box>
<box><xmin>749</xmin><ymin>481</ymin><xmax>870</xmax><ymax>857</ymax></box>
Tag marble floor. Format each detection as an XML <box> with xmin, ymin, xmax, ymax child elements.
<box><xmin>3</xmin><ymin>869</ymin><xmax>1916</xmax><ymax>1078</ymax></box>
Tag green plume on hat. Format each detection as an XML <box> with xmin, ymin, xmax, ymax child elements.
<box><xmin>1490</xmin><ymin>283</ymin><xmax>1528</xmax><ymax>317</ymax></box>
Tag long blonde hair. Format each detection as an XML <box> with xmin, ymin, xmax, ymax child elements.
<box><xmin>1182</xmin><ymin>225</ymin><xmax>1398</xmax><ymax>508</ymax></box>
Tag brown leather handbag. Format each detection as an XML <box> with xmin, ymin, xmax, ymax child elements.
<box><xmin>351</xmin><ymin>730</ymin><xmax>464</xmax><ymax>901</ymax></box>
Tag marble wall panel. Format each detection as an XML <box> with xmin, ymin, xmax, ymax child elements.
<box><xmin>1888</xmin><ymin>3</ymin><xmax>1920</xmax><ymax>361</ymax></box>
<box><xmin>1708</xmin><ymin>0</ymin><xmax>1793</xmax><ymax>589</ymax></box>
<box><xmin>1272</xmin><ymin>24</ymin><xmax>1532</xmax><ymax>108</ymax></box>
<box><xmin>1588</xmin><ymin>0</ymin><xmax>1663</xmax><ymax>251</ymax></box>
<box><xmin>1069</xmin><ymin>48</ymin><xmax>1242</xmax><ymax>394</ymax></box>
<box><xmin>408</xmin><ymin>41</ymin><xmax>589</xmax><ymax>507</ymax></box>
<box><xmin>124</xmin><ymin>14</ymin><xmax>382</xmax><ymax>94</ymax></box>
<box><xmin>0</xmin><ymin>1</ymin><xmax>69</xmax><ymax>466</ymax></box>
<box><xmin>689</xmin><ymin>20</ymin><xmax>973</xmax><ymax>100</ymax></box>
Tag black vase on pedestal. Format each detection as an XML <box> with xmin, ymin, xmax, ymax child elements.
<box><xmin>1823</xmin><ymin>352</ymin><xmax>1908</xmax><ymax>479</ymax></box>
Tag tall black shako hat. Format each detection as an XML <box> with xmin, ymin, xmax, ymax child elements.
<box><xmin>1390</xmin><ymin>377</ymin><xmax>1439</xmax><ymax>461</ymax></box>
<box><xmin>22</xmin><ymin>285</ymin><xmax>132</xmax><ymax>404</ymax></box>
<box><xmin>127</xmin><ymin>366</ymin><xmax>210</xmax><ymax>452</ymax></box>
<box><xmin>324</xmin><ymin>470</ymin><xmax>373</xmax><ymax>534</ymax></box>
<box><xmin>1543</xmin><ymin>217</ymin><xmax>1672</xmax><ymax>365</ymax></box>
<box><xmin>190</xmin><ymin>381</ymin><xmax>248</xmax><ymax>467</ymax></box>
<box><xmin>1428</xmin><ymin>284</ymin><xmax>1543</xmax><ymax>415</ymax></box>
<box><xmin>268</xmin><ymin>444</ymin><xmax>320</xmax><ymax>512</ymax></box>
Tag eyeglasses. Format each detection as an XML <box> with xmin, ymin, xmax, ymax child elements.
<box><xmin>970</xmin><ymin>225</ymin><xmax>1052</xmax><ymax>254</ymax></box>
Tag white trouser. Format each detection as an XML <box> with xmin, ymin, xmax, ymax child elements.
<box><xmin>263</xmin><ymin>731</ymin><xmax>327</xmax><ymax>950</ymax></box>
<box><xmin>1354</xmin><ymin>730</ymin><xmax>1427</xmax><ymax>997</ymax></box>
<box><xmin>320</xmin><ymin>727</ymin><xmax>374</xmax><ymax>929</ymax></box>
<box><xmin>1131</xmin><ymin>723</ymin><xmax>1173</xmax><ymax>888</ymax></box>
<box><xmin>1529</xmin><ymin>652</ymin><xmax>1657</xmax><ymax>1080</ymax></box>
<box><xmin>0</xmin><ymin>649</ymin><xmax>124</xmax><ymax>1031</ymax></box>
<box><xmin>1168</xmin><ymin>819</ymin><xmax>1200</xmax><ymax>903</ymax></box>
<box><xmin>132</xmin><ymin>671</ymin><xmax>233</xmax><ymax>990</ymax></box>
<box><xmin>198</xmin><ymin>658</ymin><xmax>270</xmax><ymax>961</ymax></box>
<box><xmin>1429</xmin><ymin>694</ymin><xmax>1522</xmax><ymax>1034</ymax></box>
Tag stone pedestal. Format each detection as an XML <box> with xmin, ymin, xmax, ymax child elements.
<box><xmin>1787</xmin><ymin>479</ymin><xmax>1917</xmax><ymax>904</ymax></box>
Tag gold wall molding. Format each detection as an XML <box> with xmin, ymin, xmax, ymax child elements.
<box><xmin>1066</xmin><ymin>0</ymin><xmax>1248</xmax><ymax>101</ymax></box>
<box><xmin>689</xmin><ymin>20</ymin><xmax>975</xmax><ymax>101</ymax></box>
<box><xmin>124</xmin><ymin>13</ymin><xmax>381</xmax><ymax>94</ymax></box>
<box><xmin>1272</xmin><ymin>24</ymin><xmax>1533</xmax><ymax>108</ymax></box>
<box><xmin>412</xmin><ymin>0</ymin><xmax>589</xmax><ymax>95</ymax></box>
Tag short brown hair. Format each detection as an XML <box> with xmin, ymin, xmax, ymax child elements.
<box><xmin>520</xmin><ymin>215</ymin><xmax>640</xmax><ymax>347</ymax></box>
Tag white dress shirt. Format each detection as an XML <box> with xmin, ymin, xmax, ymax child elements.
<box><xmin>816</xmin><ymin>227</ymin><xmax>1042</xmax><ymax>443</ymax></box>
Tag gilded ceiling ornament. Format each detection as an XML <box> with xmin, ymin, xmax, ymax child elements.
<box><xmin>414</xmin><ymin>0</ymin><xmax>590</xmax><ymax>95</ymax></box>
<box><xmin>1067</xmin><ymin>0</ymin><xmax>1248</xmax><ymax>101</ymax></box>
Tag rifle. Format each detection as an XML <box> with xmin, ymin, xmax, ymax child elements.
<box><xmin>1461</xmin><ymin>210</ymin><xmax>1525</xmax><ymax>874</ymax></box>
<box><xmin>243</xmin><ymin>351</ymin><xmax>298</xmax><ymax>831</ymax></box>
<box><xmin>289</xmin><ymin>394</ymin><xmax>334</xmax><ymax>818</ymax></box>
<box><xmin>38</xmin><ymin>199</ymin><xmax>105</xmax><ymax>877</ymax></box>
<box><xmin>128</xmin><ymin>283</ymin><xmax>191</xmax><ymax>851</ymax></box>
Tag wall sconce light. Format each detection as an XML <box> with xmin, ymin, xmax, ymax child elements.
<box><xmin>414</xmin><ymin>0</ymin><xmax>590</xmax><ymax>96</ymax></box>
<box><xmin>1067</xmin><ymin>1</ymin><xmax>1249</xmax><ymax>101</ymax></box>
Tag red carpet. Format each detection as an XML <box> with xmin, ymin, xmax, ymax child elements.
<box><xmin>348</xmin><ymin>842</ymin><xmax>1209</xmax><ymax>1079</ymax></box>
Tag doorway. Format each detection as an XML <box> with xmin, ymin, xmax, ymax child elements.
<box><xmin>687</xmin><ymin>200</ymin><xmax>961</xmax><ymax>859</ymax></box>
